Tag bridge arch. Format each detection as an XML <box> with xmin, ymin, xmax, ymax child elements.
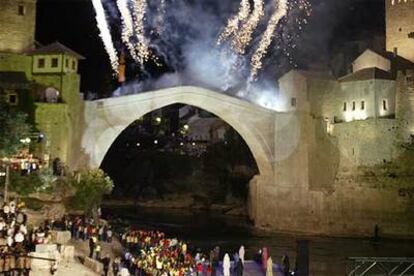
<box><xmin>83</xmin><ymin>86</ymin><xmax>275</xmax><ymax>178</ymax></box>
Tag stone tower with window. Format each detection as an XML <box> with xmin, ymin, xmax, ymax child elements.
<box><xmin>0</xmin><ymin>0</ymin><xmax>37</xmax><ymax>53</ymax></box>
<box><xmin>386</xmin><ymin>0</ymin><xmax>414</xmax><ymax>63</ymax></box>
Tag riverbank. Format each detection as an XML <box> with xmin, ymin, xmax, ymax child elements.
<box><xmin>102</xmin><ymin>194</ymin><xmax>248</xmax><ymax>217</ymax></box>
<box><xmin>102</xmin><ymin>205</ymin><xmax>414</xmax><ymax>275</ymax></box>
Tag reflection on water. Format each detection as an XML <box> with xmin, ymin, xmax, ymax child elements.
<box><xmin>102</xmin><ymin>207</ymin><xmax>414</xmax><ymax>275</ymax></box>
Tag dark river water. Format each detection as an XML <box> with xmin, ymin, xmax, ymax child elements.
<box><xmin>102</xmin><ymin>206</ymin><xmax>414</xmax><ymax>275</ymax></box>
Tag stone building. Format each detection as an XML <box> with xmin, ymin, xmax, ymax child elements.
<box><xmin>385</xmin><ymin>0</ymin><xmax>414</xmax><ymax>62</ymax></box>
<box><xmin>279</xmin><ymin>49</ymin><xmax>414</xmax><ymax>165</ymax></box>
<box><xmin>0</xmin><ymin>0</ymin><xmax>36</xmax><ymax>54</ymax></box>
<box><xmin>0</xmin><ymin>0</ymin><xmax>85</xmax><ymax>169</ymax></box>
<box><xmin>386</xmin><ymin>0</ymin><xmax>414</xmax><ymax>63</ymax></box>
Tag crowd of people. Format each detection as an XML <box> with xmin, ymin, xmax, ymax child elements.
<box><xmin>118</xmin><ymin>230</ymin><xmax>197</xmax><ymax>275</ymax></box>
<box><xmin>66</xmin><ymin>216</ymin><xmax>113</xmax><ymax>244</ymax></box>
<box><xmin>111</xmin><ymin>229</ymin><xmax>251</xmax><ymax>276</ymax></box>
<box><xmin>50</xmin><ymin>216</ymin><xmax>114</xmax><ymax>261</ymax></box>
<box><xmin>0</xmin><ymin>199</ymin><xmax>32</xmax><ymax>275</ymax></box>
<box><xmin>0</xmin><ymin>204</ymin><xmax>295</xmax><ymax>276</ymax></box>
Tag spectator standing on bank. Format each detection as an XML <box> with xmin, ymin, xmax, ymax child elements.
<box><xmin>281</xmin><ymin>254</ymin><xmax>290</xmax><ymax>275</ymax></box>
<box><xmin>88</xmin><ymin>236</ymin><xmax>95</xmax><ymax>258</ymax></box>
<box><xmin>239</xmin><ymin>246</ymin><xmax>245</xmax><ymax>264</ymax></box>
<box><xmin>223</xmin><ymin>254</ymin><xmax>230</xmax><ymax>276</ymax></box>
<box><xmin>102</xmin><ymin>254</ymin><xmax>111</xmax><ymax>276</ymax></box>
<box><xmin>266</xmin><ymin>257</ymin><xmax>273</xmax><ymax>276</ymax></box>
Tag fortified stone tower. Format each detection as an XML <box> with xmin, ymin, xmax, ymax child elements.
<box><xmin>386</xmin><ymin>0</ymin><xmax>414</xmax><ymax>62</ymax></box>
<box><xmin>0</xmin><ymin>0</ymin><xmax>37</xmax><ymax>53</ymax></box>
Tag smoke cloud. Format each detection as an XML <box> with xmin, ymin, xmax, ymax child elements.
<box><xmin>102</xmin><ymin>0</ymin><xmax>312</xmax><ymax>110</ymax></box>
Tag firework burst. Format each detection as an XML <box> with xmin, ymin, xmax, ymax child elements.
<box><xmin>117</xmin><ymin>0</ymin><xmax>139</xmax><ymax>62</ymax></box>
<box><xmin>232</xmin><ymin>0</ymin><xmax>265</xmax><ymax>55</ymax></box>
<box><xmin>250</xmin><ymin>0</ymin><xmax>288</xmax><ymax>79</ymax></box>
<box><xmin>93</xmin><ymin>0</ymin><xmax>311</xmax><ymax>82</ymax></box>
<box><xmin>217</xmin><ymin>0</ymin><xmax>251</xmax><ymax>45</ymax></box>
<box><xmin>132</xmin><ymin>0</ymin><xmax>152</xmax><ymax>64</ymax></box>
<box><xmin>91</xmin><ymin>0</ymin><xmax>119</xmax><ymax>74</ymax></box>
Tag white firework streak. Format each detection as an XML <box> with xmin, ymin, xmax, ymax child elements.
<box><xmin>217</xmin><ymin>0</ymin><xmax>251</xmax><ymax>45</ymax></box>
<box><xmin>132</xmin><ymin>0</ymin><xmax>151</xmax><ymax>64</ymax></box>
<box><xmin>155</xmin><ymin>0</ymin><xmax>166</xmax><ymax>34</ymax></box>
<box><xmin>116</xmin><ymin>0</ymin><xmax>139</xmax><ymax>62</ymax></box>
<box><xmin>91</xmin><ymin>0</ymin><xmax>119</xmax><ymax>73</ymax></box>
<box><xmin>250</xmin><ymin>0</ymin><xmax>288</xmax><ymax>79</ymax></box>
<box><xmin>232</xmin><ymin>0</ymin><xmax>265</xmax><ymax>55</ymax></box>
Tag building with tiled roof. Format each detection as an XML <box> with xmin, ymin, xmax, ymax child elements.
<box><xmin>0</xmin><ymin>0</ymin><xmax>85</xmax><ymax>169</ymax></box>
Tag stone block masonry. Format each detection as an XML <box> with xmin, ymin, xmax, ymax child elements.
<box><xmin>386</xmin><ymin>0</ymin><xmax>414</xmax><ymax>62</ymax></box>
<box><xmin>0</xmin><ymin>0</ymin><xmax>36</xmax><ymax>53</ymax></box>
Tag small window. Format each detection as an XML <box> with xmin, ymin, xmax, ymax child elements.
<box><xmin>343</xmin><ymin>102</ymin><xmax>347</xmax><ymax>111</ymax></box>
<box><xmin>65</xmin><ymin>59</ymin><xmax>69</xmax><ymax>68</ymax></box>
<box><xmin>383</xmin><ymin>100</ymin><xmax>388</xmax><ymax>111</ymax></box>
<box><xmin>408</xmin><ymin>32</ymin><xmax>414</xmax><ymax>39</ymax></box>
<box><xmin>72</xmin><ymin>60</ymin><xmax>76</xmax><ymax>70</ymax></box>
<box><xmin>37</xmin><ymin>58</ymin><xmax>45</xmax><ymax>68</ymax></box>
<box><xmin>291</xmin><ymin>97</ymin><xmax>297</xmax><ymax>107</ymax></box>
<box><xmin>352</xmin><ymin>101</ymin><xmax>356</xmax><ymax>111</ymax></box>
<box><xmin>51</xmin><ymin>58</ymin><xmax>58</xmax><ymax>68</ymax></box>
<box><xmin>8</xmin><ymin>94</ymin><xmax>18</xmax><ymax>105</ymax></box>
<box><xmin>18</xmin><ymin>5</ymin><xmax>25</xmax><ymax>16</ymax></box>
<box><xmin>361</xmin><ymin>101</ymin><xmax>365</xmax><ymax>110</ymax></box>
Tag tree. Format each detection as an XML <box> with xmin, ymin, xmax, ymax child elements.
<box><xmin>70</xmin><ymin>169</ymin><xmax>114</xmax><ymax>216</ymax></box>
<box><xmin>0</xmin><ymin>99</ymin><xmax>31</xmax><ymax>157</ymax></box>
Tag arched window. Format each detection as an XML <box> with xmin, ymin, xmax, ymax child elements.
<box><xmin>44</xmin><ymin>87</ymin><xmax>60</xmax><ymax>103</ymax></box>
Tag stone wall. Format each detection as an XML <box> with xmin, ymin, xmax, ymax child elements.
<box><xmin>35</xmin><ymin>103</ymin><xmax>71</xmax><ymax>164</ymax></box>
<box><xmin>332</xmin><ymin>119</ymin><xmax>402</xmax><ymax>167</ymax></box>
<box><xmin>255</xmin><ymin>112</ymin><xmax>414</xmax><ymax>237</ymax></box>
<box><xmin>395</xmin><ymin>70</ymin><xmax>414</xmax><ymax>138</ymax></box>
<box><xmin>0</xmin><ymin>0</ymin><xmax>36</xmax><ymax>53</ymax></box>
<box><xmin>386</xmin><ymin>0</ymin><xmax>414</xmax><ymax>62</ymax></box>
<box><xmin>32</xmin><ymin>73</ymin><xmax>84</xmax><ymax>169</ymax></box>
<box><xmin>0</xmin><ymin>53</ymin><xmax>32</xmax><ymax>78</ymax></box>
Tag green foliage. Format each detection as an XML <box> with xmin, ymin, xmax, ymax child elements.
<box><xmin>0</xmin><ymin>99</ymin><xmax>32</xmax><ymax>157</ymax></box>
<box><xmin>9</xmin><ymin>171</ymin><xmax>45</xmax><ymax>197</ymax></box>
<box><xmin>7</xmin><ymin>168</ymin><xmax>55</xmax><ymax>197</ymax></box>
<box><xmin>69</xmin><ymin>169</ymin><xmax>114</xmax><ymax>213</ymax></box>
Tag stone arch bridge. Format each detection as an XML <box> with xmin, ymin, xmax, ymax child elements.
<box><xmin>80</xmin><ymin>86</ymin><xmax>325</xmax><ymax>234</ymax></box>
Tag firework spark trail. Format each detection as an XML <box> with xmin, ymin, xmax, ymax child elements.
<box><xmin>132</xmin><ymin>0</ymin><xmax>152</xmax><ymax>64</ymax></box>
<box><xmin>116</xmin><ymin>0</ymin><xmax>139</xmax><ymax>62</ymax></box>
<box><xmin>250</xmin><ymin>0</ymin><xmax>288</xmax><ymax>79</ymax></box>
<box><xmin>217</xmin><ymin>0</ymin><xmax>251</xmax><ymax>45</ymax></box>
<box><xmin>155</xmin><ymin>0</ymin><xmax>166</xmax><ymax>34</ymax></box>
<box><xmin>232</xmin><ymin>0</ymin><xmax>264</xmax><ymax>55</ymax></box>
<box><xmin>92</xmin><ymin>0</ymin><xmax>119</xmax><ymax>73</ymax></box>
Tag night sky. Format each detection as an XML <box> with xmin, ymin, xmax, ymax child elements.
<box><xmin>35</xmin><ymin>0</ymin><xmax>385</xmax><ymax>96</ymax></box>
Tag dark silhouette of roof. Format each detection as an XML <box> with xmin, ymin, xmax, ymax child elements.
<box><xmin>28</xmin><ymin>42</ymin><xmax>85</xmax><ymax>59</ymax></box>
<box><xmin>339</xmin><ymin>67</ymin><xmax>394</xmax><ymax>82</ymax></box>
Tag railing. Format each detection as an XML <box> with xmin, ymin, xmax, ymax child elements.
<box><xmin>347</xmin><ymin>257</ymin><xmax>414</xmax><ymax>276</ymax></box>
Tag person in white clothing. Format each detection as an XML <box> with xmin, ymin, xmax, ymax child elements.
<box><xmin>223</xmin><ymin>253</ymin><xmax>231</xmax><ymax>276</ymax></box>
<box><xmin>120</xmin><ymin>267</ymin><xmax>130</xmax><ymax>276</ymax></box>
<box><xmin>239</xmin><ymin>246</ymin><xmax>245</xmax><ymax>264</ymax></box>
